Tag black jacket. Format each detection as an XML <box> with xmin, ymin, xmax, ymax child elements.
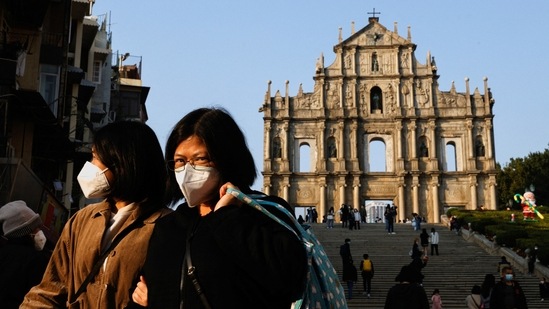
<box><xmin>140</xmin><ymin>194</ymin><xmax>307</xmax><ymax>309</ymax></box>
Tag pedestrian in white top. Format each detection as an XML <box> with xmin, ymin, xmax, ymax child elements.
<box><xmin>430</xmin><ymin>227</ymin><xmax>440</xmax><ymax>256</ymax></box>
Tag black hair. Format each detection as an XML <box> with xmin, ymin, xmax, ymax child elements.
<box><xmin>471</xmin><ymin>285</ymin><xmax>481</xmax><ymax>294</ymax></box>
<box><xmin>363</xmin><ymin>254</ymin><xmax>369</xmax><ymax>259</ymax></box>
<box><xmin>165</xmin><ymin>107</ymin><xmax>257</xmax><ymax>204</ymax></box>
<box><xmin>92</xmin><ymin>121</ymin><xmax>167</xmax><ymax>213</ymax></box>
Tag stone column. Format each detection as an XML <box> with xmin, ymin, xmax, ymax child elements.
<box><xmin>409</xmin><ymin>121</ymin><xmax>417</xmax><ymax>158</ymax></box>
<box><xmin>338</xmin><ymin>122</ymin><xmax>345</xmax><ymax>160</ymax></box>
<box><xmin>353</xmin><ymin>183</ymin><xmax>360</xmax><ymax>210</ymax></box>
<box><xmin>339</xmin><ymin>183</ymin><xmax>346</xmax><ymax>206</ymax></box>
<box><xmin>428</xmin><ymin>120</ymin><xmax>436</xmax><ymax>159</ymax></box>
<box><xmin>466</xmin><ymin>120</ymin><xmax>474</xmax><ymax>158</ymax></box>
<box><xmin>398</xmin><ymin>182</ymin><xmax>406</xmax><ymax>222</ymax></box>
<box><xmin>485</xmin><ymin>120</ymin><xmax>493</xmax><ymax>159</ymax></box>
<box><xmin>265</xmin><ymin>123</ymin><xmax>271</xmax><ymax>160</ymax></box>
<box><xmin>396</xmin><ymin>122</ymin><xmax>403</xmax><ymax>159</ymax></box>
<box><xmin>412</xmin><ymin>177</ymin><xmax>419</xmax><ymax>215</ymax></box>
<box><xmin>489</xmin><ymin>176</ymin><xmax>497</xmax><ymax>210</ymax></box>
<box><xmin>432</xmin><ymin>181</ymin><xmax>440</xmax><ymax>223</ymax></box>
<box><xmin>283</xmin><ymin>184</ymin><xmax>289</xmax><ymax>202</ymax></box>
<box><xmin>319</xmin><ymin>123</ymin><xmax>326</xmax><ymax>171</ymax></box>
<box><xmin>320</xmin><ymin>184</ymin><xmax>326</xmax><ymax>216</ymax></box>
<box><xmin>470</xmin><ymin>175</ymin><xmax>478</xmax><ymax>210</ymax></box>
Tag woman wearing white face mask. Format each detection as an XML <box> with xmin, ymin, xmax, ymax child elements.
<box><xmin>22</xmin><ymin>121</ymin><xmax>171</xmax><ymax>308</ymax></box>
<box><xmin>0</xmin><ymin>200</ymin><xmax>50</xmax><ymax>309</ymax></box>
<box><xmin>132</xmin><ymin>107</ymin><xmax>307</xmax><ymax>309</ymax></box>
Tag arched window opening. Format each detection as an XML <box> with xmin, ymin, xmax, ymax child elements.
<box><xmin>369</xmin><ymin>139</ymin><xmax>386</xmax><ymax>172</ymax></box>
<box><xmin>299</xmin><ymin>143</ymin><xmax>311</xmax><ymax>172</ymax></box>
<box><xmin>370</xmin><ymin>86</ymin><xmax>383</xmax><ymax>113</ymax></box>
<box><xmin>445</xmin><ymin>142</ymin><xmax>457</xmax><ymax>171</ymax></box>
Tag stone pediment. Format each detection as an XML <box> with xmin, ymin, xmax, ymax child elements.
<box><xmin>337</xmin><ymin>21</ymin><xmax>409</xmax><ymax>49</ymax></box>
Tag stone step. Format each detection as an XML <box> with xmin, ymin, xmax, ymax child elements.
<box><xmin>307</xmin><ymin>222</ymin><xmax>546</xmax><ymax>309</ymax></box>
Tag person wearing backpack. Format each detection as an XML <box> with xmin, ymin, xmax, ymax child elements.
<box><xmin>360</xmin><ymin>254</ymin><xmax>374</xmax><ymax>298</ymax></box>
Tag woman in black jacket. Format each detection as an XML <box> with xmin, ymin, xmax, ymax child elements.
<box><xmin>132</xmin><ymin>107</ymin><xmax>307</xmax><ymax>308</ymax></box>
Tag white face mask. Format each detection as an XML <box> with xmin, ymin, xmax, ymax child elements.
<box><xmin>175</xmin><ymin>164</ymin><xmax>220</xmax><ymax>207</ymax></box>
<box><xmin>32</xmin><ymin>230</ymin><xmax>47</xmax><ymax>251</ymax></box>
<box><xmin>77</xmin><ymin>161</ymin><xmax>110</xmax><ymax>198</ymax></box>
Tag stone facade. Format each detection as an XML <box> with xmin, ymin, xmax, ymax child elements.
<box><xmin>259</xmin><ymin>17</ymin><xmax>497</xmax><ymax>223</ymax></box>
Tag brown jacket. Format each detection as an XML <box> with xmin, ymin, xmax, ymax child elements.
<box><xmin>20</xmin><ymin>201</ymin><xmax>171</xmax><ymax>309</ymax></box>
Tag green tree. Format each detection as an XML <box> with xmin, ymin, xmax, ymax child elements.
<box><xmin>496</xmin><ymin>145</ymin><xmax>549</xmax><ymax>209</ymax></box>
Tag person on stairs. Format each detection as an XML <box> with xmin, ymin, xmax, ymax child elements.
<box><xmin>360</xmin><ymin>254</ymin><xmax>374</xmax><ymax>298</ymax></box>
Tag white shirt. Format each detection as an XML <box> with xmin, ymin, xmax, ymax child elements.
<box><xmin>101</xmin><ymin>203</ymin><xmax>136</xmax><ymax>269</ymax></box>
<box><xmin>430</xmin><ymin>231</ymin><xmax>440</xmax><ymax>244</ymax></box>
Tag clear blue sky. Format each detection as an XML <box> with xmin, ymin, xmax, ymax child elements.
<box><xmin>93</xmin><ymin>1</ymin><xmax>549</xmax><ymax>190</ymax></box>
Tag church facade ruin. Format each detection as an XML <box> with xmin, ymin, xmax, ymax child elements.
<box><xmin>259</xmin><ymin>16</ymin><xmax>497</xmax><ymax>223</ymax></box>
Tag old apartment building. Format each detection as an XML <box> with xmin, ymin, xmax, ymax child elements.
<box><xmin>0</xmin><ymin>0</ymin><xmax>149</xmax><ymax>240</ymax></box>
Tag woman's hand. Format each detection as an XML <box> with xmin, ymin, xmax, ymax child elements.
<box><xmin>132</xmin><ymin>276</ymin><xmax>148</xmax><ymax>307</ymax></box>
<box><xmin>214</xmin><ymin>182</ymin><xmax>242</xmax><ymax>211</ymax></box>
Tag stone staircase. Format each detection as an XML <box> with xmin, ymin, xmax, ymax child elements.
<box><xmin>309</xmin><ymin>222</ymin><xmax>546</xmax><ymax>309</ymax></box>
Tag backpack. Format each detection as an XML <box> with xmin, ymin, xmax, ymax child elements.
<box><xmin>227</xmin><ymin>188</ymin><xmax>347</xmax><ymax>309</ymax></box>
<box><xmin>362</xmin><ymin>259</ymin><xmax>372</xmax><ymax>272</ymax></box>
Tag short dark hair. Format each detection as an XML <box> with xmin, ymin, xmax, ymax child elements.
<box><xmin>165</xmin><ymin>107</ymin><xmax>257</xmax><ymax>204</ymax></box>
<box><xmin>93</xmin><ymin>121</ymin><xmax>167</xmax><ymax>212</ymax></box>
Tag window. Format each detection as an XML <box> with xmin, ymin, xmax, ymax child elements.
<box><xmin>369</xmin><ymin>139</ymin><xmax>386</xmax><ymax>172</ymax></box>
<box><xmin>445</xmin><ymin>142</ymin><xmax>457</xmax><ymax>171</ymax></box>
<box><xmin>92</xmin><ymin>60</ymin><xmax>101</xmax><ymax>83</ymax></box>
<box><xmin>370</xmin><ymin>86</ymin><xmax>383</xmax><ymax>113</ymax></box>
<box><xmin>39</xmin><ymin>64</ymin><xmax>60</xmax><ymax>116</ymax></box>
<box><xmin>299</xmin><ymin>143</ymin><xmax>311</xmax><ymax>172</ymax></box>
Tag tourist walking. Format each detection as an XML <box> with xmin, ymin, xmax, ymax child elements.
<box><xmin>360</xmin><ymin>254</ymin><xmax>374</xmax><ymax>298</ymax></box>
<box><xmin>385</xmin><ymin>204</ymin><xmax>396</xmax><ymax>234</ymax></box>
<box><xmin>384</xmin><ymin>265</ymin><xmax>429</xmax><ymax>309</ymax></box>
<box><xmin>342</xmin><ymin>260</ymin><xmax>358</xmax><ymax>300</ymax></box>
<box><xmin>480</xmin><ymin>273</ymin><xmax>495</xmax><ymax>308</ymax></box>
<box><xmin>490</xmin><ymin>266</ymin><xmax>528</xmax><ymax>309</ymax></box>
<box><xmin>326</xmin><ymin>207</ymin><xmax>335</xmax><ymax>228</ymax></box>
<box><xmin>353</xmin><ymin>208</ymin><xmax>361</xmax><ymax>230</ymax></box>
<box><xmin>420</xmin><ymin>228</ymin><xmax>429</xmax><ymax>256</ymax></box>
<box><xmin>341</xmin><ymin>204</ymin><xmax>349</xmax><ymax>228</ymax></box>
<box><xmin>527</xmin><ymin>245</ymin><xmax>538</xmax><ymax>275</ymax></box>
<box><xmin>540</xmin><ymin>277</ymin><xmax>549</xmax><ymax>301</ymax></box>
<box><xmin>430</xmin><ymin>228</ymin><xmax>440</xmax><ymax>256</ymax></box>
<box><xmin>465</xmin><ymin>285</ymin><xmax>482</xmax><ymax>309</ymax></box>
<box><xmin>431</xmin><ymin>289</ymin><xmax>442</xmax><ymax>309</ymax></box>
<box><xmin>497</xmin><ymin>256</ymin><xmax>511</xmax><ymax>277</ymax></box>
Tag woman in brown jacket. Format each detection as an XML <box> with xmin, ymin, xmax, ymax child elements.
<box><xmin>21</xmin><ymin>121</ymin><xmax>170</xmax><ymax>308</ymax></box>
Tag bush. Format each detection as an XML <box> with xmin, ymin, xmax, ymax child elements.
<box><xmin>448</xmin><ymin>209</ymin><xmax>549</xmax><ymax>267</ymax></box>
<box><xmin>493</xmin><ymin>224</ymin><xmax>528</xmax><ymax>247</ymax></box>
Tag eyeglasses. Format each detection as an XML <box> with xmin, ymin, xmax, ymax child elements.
<box><xmin>167</xmin><ymin>156</ymin><xmax>211</xmax><ymax>171</ymax></box>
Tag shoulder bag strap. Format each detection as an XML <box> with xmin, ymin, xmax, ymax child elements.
<box><xmin>185</xmin><ymin>225</ymin><xmax>212</xmax><ymax>309</ymax></box>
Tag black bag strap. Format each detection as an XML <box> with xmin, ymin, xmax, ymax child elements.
<box><xmin>185</xmin><ymin>224</ymin><xmax>212</xmax><ymax>309</ymax></box>
<box><xmin>72</xmin><ymin>211</ymin><xmax>149</xmax><ymax>302</ymax></box>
